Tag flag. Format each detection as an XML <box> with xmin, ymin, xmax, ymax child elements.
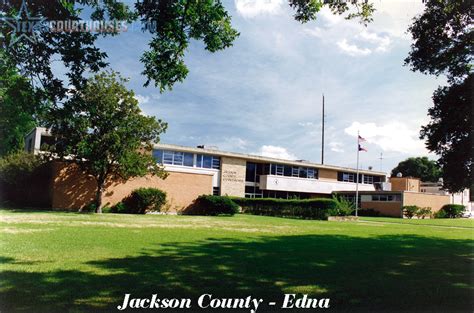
<box><xmin>359</xmin><ymin>144</ymin><xmax>367</xmax><ymax>152</ymax></box>
<box><xmin>358</xmin><ymin>135</ymin><xmax>366</xmax><ymax>142</ymax></box>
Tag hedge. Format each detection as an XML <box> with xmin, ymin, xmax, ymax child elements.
<box><xmin>182</xmin><ymin>195</ymin><xmax>239</xmax><ymax>216</ymax></box>
<box><xmin>230</xmin><ymin>197</ymin><xmax>340</xmax><ymax>220</ymax></box>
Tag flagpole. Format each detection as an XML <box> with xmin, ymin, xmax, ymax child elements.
<box><xmin>355</xmin><ymin>130</ymin><xmax>360</xmax><ymax>217</ymax></box>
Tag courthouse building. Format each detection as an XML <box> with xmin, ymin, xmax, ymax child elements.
<box><xmin>24</xmin><ymin>127</ymin><xmax>386</xmax><ymax>210</ymax></box>
<box><xmin>25</xmin><ymin>127</ymin><xmax>467</xmax><ymax>217</ymax></box>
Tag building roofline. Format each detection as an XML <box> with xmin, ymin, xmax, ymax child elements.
<box><xmin>154</xmin><ymin>143</ymin><xmax>387</xmax><ymax>176</ymax></box>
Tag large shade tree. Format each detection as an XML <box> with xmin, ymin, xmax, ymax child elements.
<box><xmin>47</xmin><ymin>71</ymin><xmax>168</xmax><ymax>212</ymax></box>
<box><xmin>405</xmin><ymin>0</ymin><xmax>473</xmax><ymax>192</ymax></box>
<box><xmin>1</xmin><ymin>0</ymin><xmax>375</xmax><ymax>103</ymax></box>
<box><xmin>391</xmin><ymin>157</ymin><xmax>442</xmax><ymax>183</ymax></box>
<box><xmin>0</xmin><ymin>51</ymin><xmax>45</xmax><ymax>156</ymax></box>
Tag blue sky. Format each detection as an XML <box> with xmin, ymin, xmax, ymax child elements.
<box><xmin>94</xmin><ymin>0</ymin><xmax>445</xmax><ymax>174</ymax></box>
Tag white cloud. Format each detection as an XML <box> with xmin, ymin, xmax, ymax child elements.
<box><xmin>225</xmin><ymin>137</ymin><xmax>249</xmax><ymax>150</ymax></box>
<box><xmin>358</xmin><ymin>30</ymin><xmax>391</xmax><ymax>52</ymax></box>
<box><xmin>344</xmin><ymin>121</ymin><xmax>427</xmax><ymax>155</ymax></box>
<box><xmin>303</xmin><ymin>27</ymin><xmax>323</xmax><ymax>38</ymax></box>
<box><xmin>329</xmin><ymin>142</ymin><xmax>344</xmax><ymax>153</ymax></box>
<box><xmin>337</xmin><ymin>39</ymin><xmax>371</xmax><ymax>56</ymax></box>
<box><xmin>234</xmin><ymin>0</ymin><xmax>284</xmax><ymax>18</ymax></box>
<box><xmin>254</xmin><ymin>145</ymin><xmax>297</xmax><ymax>160</ymax></box>
<box><xmin>135</xmin><ymin>94</ymin><xmax>150</xmax><ymax>105</ymax></box>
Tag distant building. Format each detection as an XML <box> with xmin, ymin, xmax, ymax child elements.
<box><xmin>339</xmin><ymin>177</ymin><xmax>472</xmax><ymax>218</ymax></box>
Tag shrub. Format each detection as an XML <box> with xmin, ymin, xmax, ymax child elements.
<box><xmin>330</xmin><ymin>195</ymin><xmax>355</xmax><ymax>216</ymax></box>
<box><xmin>119</xmin><ymin>188</ymin><xmax>167</xmax><ymax>214</ymax></box>
<box><xmin>231</xmin><ymin>197</ymin><xmax>339</xmax><ymax>220</ymax></box>
<box><xmin>183</xmin><ymin>195</ymin><xmax>239</xmax><ymax>216</ymax></box>
<box><xmin>111</xmin><ymin>201</ymin><xmax>128</xmax><ymax>213</ymax></box>
<box><xmin>415</xmin><ymin>207</ymin><xmax>432</xmax><ymax>219</ymax></box>
<box><xmin>403</xmin><ymin>205</ymin><xmax>420</xmax><ymax>219</ymax></box>
<box><xmin>436</xmin><ymin>204</ymin><xmax>465</xmax><ymax>218</ymax></box>
<box><xmin>0</xmin><ymin>151</ymin><xmax>49</xmax><ymax>206</ymax></box>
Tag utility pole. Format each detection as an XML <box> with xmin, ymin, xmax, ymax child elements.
<box><xmin>321</xmin><ymin>94</ymin><xmax>325</xmax><ymax>164</ymax></box>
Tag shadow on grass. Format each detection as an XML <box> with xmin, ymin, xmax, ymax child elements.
<box><xmin>1</xmin><ymin>234</ymin><xmax>473</xmax><ymax>313</ymax></box>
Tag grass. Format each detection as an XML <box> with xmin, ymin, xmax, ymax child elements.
<box><xmin>0</xmin><ymin>209</ymin><xmax>473</xmax><ymax>312</ymax></box>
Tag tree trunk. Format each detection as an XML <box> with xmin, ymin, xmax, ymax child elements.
<box><xmin>95</xmin><ymin>183</ymin><xmax>103</xmax><ymax>214</ymax></box>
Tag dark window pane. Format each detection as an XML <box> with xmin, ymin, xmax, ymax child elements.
<box><xmin>246</xmin><ymin>162</ymin><xmax>256</xmax><ymax>182</ymax></box>
<box><xmin>153</xmin><ymin>149</ymin><xmax>163</xmax><ymax>163</ymax></box>
<box><xmin>299</xmin><ymin>167</ymin><xmax>307</xmax><ymax>178</ymax></box>
<box><xmin>184</xmin><ymin>153</ymin><xmax>194</xmax><ymax>167</ymax></box>
<box><xmin>203</xmin><ymin>155</ymin><xmax>212</xmax><ymax>168</ymax></box>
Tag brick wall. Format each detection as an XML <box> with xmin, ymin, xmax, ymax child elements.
<box><xmin>51</xmin><ymin>162</ymin><xmax>213</xmax><ymax>212</ymax></box>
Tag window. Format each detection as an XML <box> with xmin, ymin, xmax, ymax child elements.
<box><xmin>184</xmin><ymin>153</ymin><xmax>194</xmax><ymax>167</ymax></box>
<box><xmin>363</xmin><ymin>175</ymin><xmax>374</xmax><ymax>184</ymax></box>
<box><xmin>246</xmin><ymin>162</ymin><xmax>257</xmax><ymax>182</ymax></box>
<box><xmin>163</xmin><ymin>151</ymin><xmax>174</xmax><ymax>164</ymax></box>
<box><xmin>271</xmin><ymin>164</ymin><xmax>284</xmax><ymax>176</ymax></box>
<box><xmin>342</xmin><ymin>172</ymin><xmax>355</xmax><ymax>182</ymax></box>
<box><xmin>245</xmin><ymin>186</ymin><xmax>263</xmax><ymax>198</ymax></box>
<box><xmin>196</xmin><ymin>154</ymin><xmax>220</xmax><ymax>169</ymax></box>
<box><xmin>292</xmin><ymin>167</ymin><xmax>299</xmax><ymax>177</ymax></box>
<box><xmin>307</xmin><ymin>168</ymin><xmax>315</xmax><ymax>179</ymax></box>
<box><xmin>153</xmin><ymin>149</ymin><xmax>163</xmax><ymax>163</ymax></box>
<box><xmin>213</xmin><ymin>187</ymin><xmax>220</xmax><ymax>196</ymax></box>
<box><xmin>299</xmin><ymin>167</ymin><xmax>307</xmax><ymax>178</ymax></box>
<box><xmin>370</xmin><ymin>194</ymin><xmax>401</xmax><ymax>202</ymax></box>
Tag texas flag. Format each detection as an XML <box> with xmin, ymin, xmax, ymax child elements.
<box><xmin>358</xmin><ymin>135</ymin><xmax>367</xmax><ymax>151</ymax></box>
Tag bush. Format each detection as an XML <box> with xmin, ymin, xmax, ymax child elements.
<box><xmin>415</xmin><ymin>207</ymin><xmax>432</xmax><ymax>219</ymax></box>
<box><xmin>433</xmin><ymin>210</ymin><xmax>447</xmax><ymax>218</ymax></box>
<box><xmin>231</xmin><ymin>197</ymin><xmax>339</xmax><ymax>220</ymax></box>
<box><xmin>117</xmin><ymin>188</ymin><xmax>167</xmax><ymax>214</ymax></box>
<box><xmin>330</xmin><ymin>195</ymin><xmax>355</xmax><ymax>216</ymax></box>
<box><xmin>403</xmin><ymin>205</ymin><xmax>420</xmax><ymax>219</ymax></box>
<box><xmin>435</xmin><ymin>204</ymin><xmax>465</xmax><ymax>218</ymax></box>
<box><xmin>111</xmin><ymin>201</ymin><xmax>128</xmax><ymax>213</ymax></box>
<box><xmin>0</xmin><ymin>151</ymin><xmax>49</xmax><ymax>206</ymax></box>
<box><xmin>182</xmin><ymin>195</ymin><xmax>239</xmax><ymax>216</ymax></box>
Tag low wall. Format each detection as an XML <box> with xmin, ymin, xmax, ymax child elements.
<box><xmin>403</xmin><ymin>192</ymin><xmax>450</xmax><ymax>213</ymax></box>
<box><xmin>361</xmin><ymin>201</ymin><xmax>402</xmax><ymax>218</ymax></box>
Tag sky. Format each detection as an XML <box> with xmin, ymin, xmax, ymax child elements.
<box><xmin>94</xmin><ymin>0</ymin><xmax>446</xmax><ymax>174</ymax></box>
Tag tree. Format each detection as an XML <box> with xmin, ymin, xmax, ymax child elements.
<box><xmin>2</xmin><ymin>0</ymin><xmax>375</xmax><ymax>103</ymax></box>
<box><xmin>0</xmin><ymin>52</ymin><xmax>44</xmax><ymax>156</ymax></box>
<box><xmin>420</xmin><ymin>76</ymin><xmax>472</xmax><ymax>191</ymax></box>
<box><xmin>391</xmin><ymin>157</ymin><xmax>442</xmax><ymax>182</ymax></box>
<box><xmin>405</xmin><ymin>0</ymin><xmax>473</xmax><ymax>192</ymax></box>
<box><xmin>47</xmin><ymin>71</ymin><xmax>168</xmax><ymax>213</ymax></box>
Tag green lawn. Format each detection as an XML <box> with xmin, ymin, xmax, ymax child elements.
<box><xmin>0</xmin><ymin>209</ymin><xmax>473</xmax><ymax>312</ymax></box>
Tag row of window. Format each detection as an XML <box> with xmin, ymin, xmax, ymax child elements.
<box><xmin>246</xmin><ymin>162</ymin><xmax>319</xmax><ymax>182</ymax></box>
<box><xmin>153</xmin><ymin>149</ymin><xmax>220</xmax><ymax>170</ymax></box>
<box><xmin>369</xmin><ymin>194</ymin><xmax>402</xmax><ymax>202</ymax></box>
<box><xmin>337</xmin><ymin>172</ymin><xmax>381</xmax><ymax>184</ymax></box>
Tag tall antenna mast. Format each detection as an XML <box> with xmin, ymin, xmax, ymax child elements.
<box><xmin>321</xmin><ymin>93</ymin><xmax>325</xmax><ymax>164</ymax></box>
<box><xmin>379</xmin><ymin>152</ymin><xmax>384</xmax><ymax>172</ymax></box>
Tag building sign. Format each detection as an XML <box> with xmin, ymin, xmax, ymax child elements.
<box><xmin>222</xmin><ymin>170</ymin><xmax>244</xmax><ymax>183</ymax></box>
